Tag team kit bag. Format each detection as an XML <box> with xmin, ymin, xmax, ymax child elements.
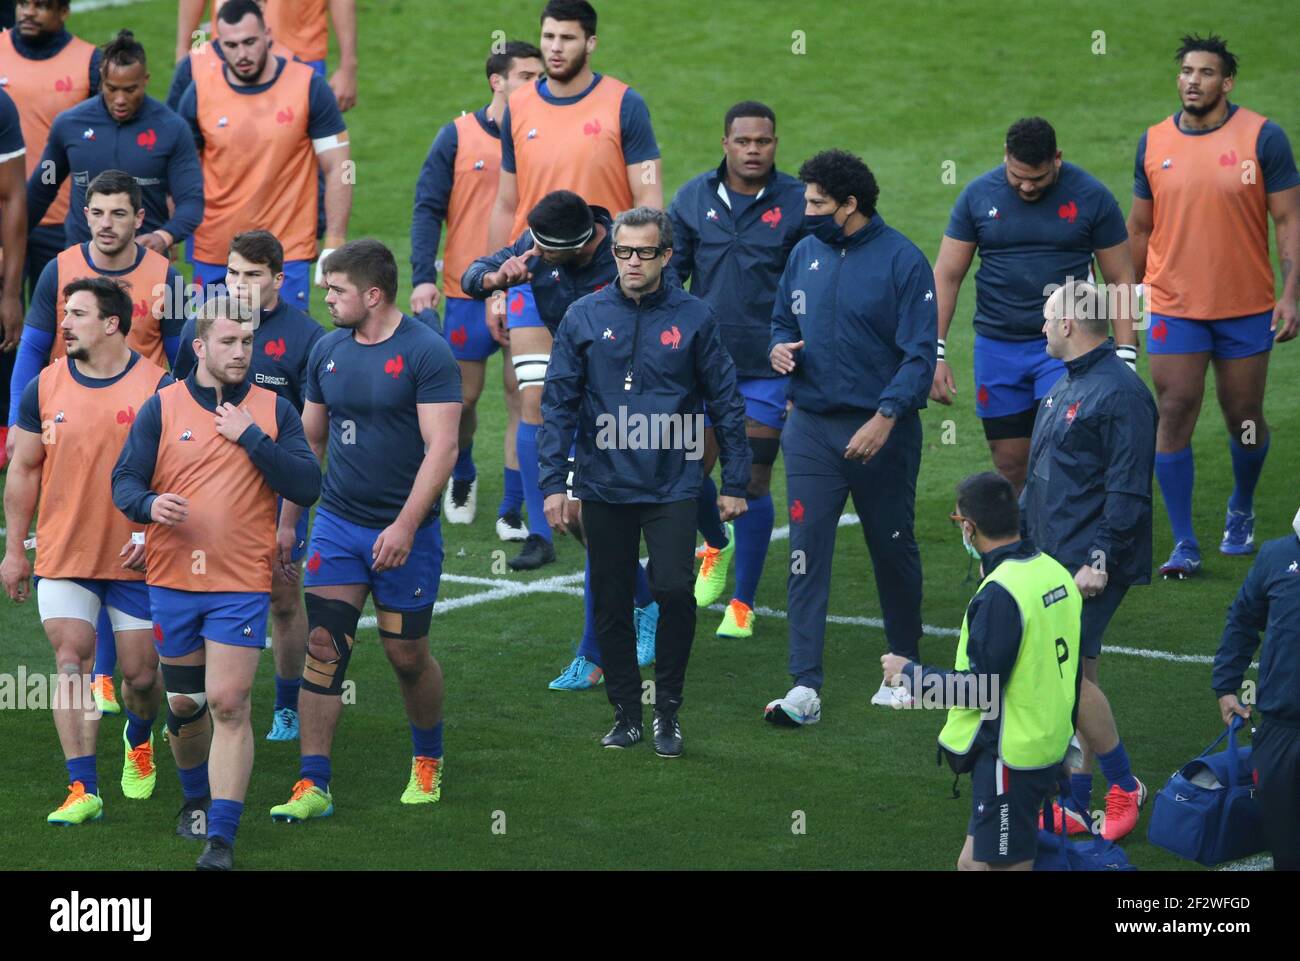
<box><xmin>1147</xmin><ymin>716</ymin><xmax>1266</xmax><ymax>867</ymax></box>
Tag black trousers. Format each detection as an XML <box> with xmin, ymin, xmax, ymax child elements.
<box><xmin>583</xmin><ymin>498</ymin><xmax>696</xmax><ymax>719</ymax></box>
<box><xmin>1254</xmin><ymin>719</ymin><xmax>1300</xmax><ymax>871</ymax></box>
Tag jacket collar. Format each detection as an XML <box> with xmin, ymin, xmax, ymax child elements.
<box><xmin>1065</xmin><ymin>339</ymin><xmax>1116</xmax><ymax>377</ymax></box>
<box><xmin>185</xmin><ymin>369</ymin><xmax>252</xmax><ymax>411</ymax></box>
<box><xmin>828</xmin><ymin>212</ymin><xmax>887</xmax><ymax>250</ymax></box>
<box><xmin>981</xmin><ymin>537</ymin><xmax>1038</xmax><ymax>575</ymax></box>
<box><xmin>613</xmin><ymin>275</ymin><xmax>671</xmax><ymax>309</ymax></box>
<box><xmin>708</xmin><ymin>158</ymin><xmax>778</xmax><ymax>200</ymax></box>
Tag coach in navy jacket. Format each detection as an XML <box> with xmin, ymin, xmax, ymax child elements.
<box><xmin>539</xmin><ymin>206</ymin><xmax>749</xmax><ymax>755</ymax></box>
<box><xmin>763</xmin><ymin>149</ymin><xmax>935</xmax><ymax>725</ymax></box>
<box><xmin>1019</xmin><ymin>280</ymin><xmax>1155</xmax><ymax>833</ymax></box>
<box><xmin>1213</xmin><ymin>524</ymin><xmax>1300</xmax><ymax>870</ymax></box>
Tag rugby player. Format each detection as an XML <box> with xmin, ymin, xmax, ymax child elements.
<box><xmin>177</xmin><ymin>0</ymin><xmax>350</xmax><ymax>310</ymax></box>
<box><xmin>667</xmin><ymin>101</ymin><xmax>806</xmax><ymax>638</ymax></box>
<box><xmin>0</xmin><ymin>86</ymin><xmax>27</xmax><ymax>467</ymax></box>
<box><xmin>2</xmin><ymin>277</ymin><xmax>169</xmax><ymax>825</ymax></box>
<box><xmin>1128</xmin><ymin>34</ymin><xmax>1299</xmax><ymax>577</ymax></box>
<box><xmin>112</xmin><ymin>295</ymin><xmax>320</xmax><ymax>870</ymax></box>
<box><xmin>484</xmin><ymin>0</ymin><xmax>661</xmax><ymax>571</ymax></box>
<box><xmin>270</xmin><ymin>240</ymin><xmax>461</xmax><ymax>822</ymax></box>
<box><xmin>411</xmin><ymin>40</ymin><xmax>543</xmax><ymax>537</ymax></box>
<box><xmin>173</xmin><ymin>230</ymin><xmax>325</xmax><ymax>742</ymax></box>
<box><xmin>932</xmin><ymin>117</ymin><xmax>1137</xmax><ymax>492</ymax></box>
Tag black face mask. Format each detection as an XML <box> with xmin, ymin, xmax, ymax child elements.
<box><xmin>806</xmin><ymin>204</ymin><xmax>847</xmax><ymax>244</ymax></box>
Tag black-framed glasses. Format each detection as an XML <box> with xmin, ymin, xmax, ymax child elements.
<box><xmin>612</xmin><ymin>245</ymin><xmax>665</xmax><ymax>260</ymax></box>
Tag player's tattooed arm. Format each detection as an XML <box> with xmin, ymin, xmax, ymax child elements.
<box><xmin>1267</xmin><ymin>184</ymin><xmax>1300</xmax><ymax>341</ymax></box>
<box><xmin>1125</xmin><ymin>198</ymin><xmax>1154</xmax><ymax>288</ymax></box>
<box><xmin>1</xmin><ymin>427</ymin><xmax>44</xmax><ymax>602</ymax></box>
<box><xmin>1093</xmin><ymin>241</ymin><xmax>1138</xmax><ymax>348</ymax></box>
<box><xmin>320</xmin><ymin>144</ymin><xmax>352</xmax><ymax>250</ymax></box>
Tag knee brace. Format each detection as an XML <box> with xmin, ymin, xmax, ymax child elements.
<box><xmin>374</xmin><ymin>603</ymin><xmax>433</xmax><ymax>641</ymax></box>
<box><xmin>162</xmin><ymin>663</ymin><xmax>208</xmax><ymax>737</ymax></box>
<box><xmin>512</xmin><ymin>353</ymin><xmax>550</xmax><ymax>391</ymax></box>
<box><xmin>748</xmin><ymin>435</ymin><xmax>780</xmax><ymax>467</ymax></box>
<box><xmin>301</xmin><ymin>595</ymin><xmax>361</xmax><ymax>695</ymax></box>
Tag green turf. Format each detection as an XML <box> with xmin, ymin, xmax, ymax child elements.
<box><xmin>1</xmin><ymin>0</ymin><xmax>1295</xmax><ymax>869</ymax></box>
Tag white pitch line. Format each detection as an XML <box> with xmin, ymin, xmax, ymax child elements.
<box><xmin>1217</xmin><ymin>854</ymin><xmax>1273</xmax><ymax>871</ymax></box>
<box><xmin>337</xmin><ymin>568</ymin><xmax>1249</xmax><ymax>671</ymax></box>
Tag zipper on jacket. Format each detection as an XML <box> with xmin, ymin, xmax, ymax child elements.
<box><xmin>625</xmin><ymin>302</ymin><xmax>642</xmax><ymax>390</ymax></box>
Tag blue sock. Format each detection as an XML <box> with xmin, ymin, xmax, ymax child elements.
<box><xmin>274</xmin><ymin>675</ymin><xmax>301</xmax><ymax>713</ymax></box>
<box><xmin>1227</xmin><ymin>435</ymin><xmax>1269</xmax><ymax>515</ymax></box>
<box><xmin>1154</xmin><ymin>446</ymin><xmax>1197</xmax><ymax>547</ymax></box>
<box><xmin>207</xmin><ymin>799</ymin><xmax>244</xmax><ymax>845</ymax></box>
<box><xmin>92</xmin><ymin>609</ymin><xmax>116</xmax><ymax>679</ymax></box>
<box><xmin>732</xmin><ymin>494</ymin><xmax>774</xmax><ymax>607</ymax></box>
<box><xmin>516</xmin><ymin>422</ymin><xmax>551</xmax><ymax>540</ymax></box>
<box><xmin>499</xmin><ymin>467</ymin><xmax>524</xmax><ymax>515</ymax></box>
<box><xmin>67</xmin><ymin>755</ymin><xmax>97</xmax><ymax>796</ymax></box>
<box><xmin>1069</xmin><ymin>773</ymin><xmax>1093</xmax><ymax>813</ymax></box>
<box><xmin>124</xmin><ymin>709</ymin><xmax>153</xmax><ymax>749</ymax></box>
<box><xmin>577</xmin><ymin>559</ymin><xmax>601</xmax><ymax>664</ymax></box>
<box><xmin>452</xmin><ymin>442</ymin><xmax>476</xmax><ymax>483</ymax></box>
<box><xmin>178</xmin><ymin>761</ymin><xmax>209</xmax><ymax>800</ymax></box>
<box><xmin>300</xmin><ymin>754</ymin><xmax>331</xmax><ymax>792</ymax></box>
<box><xmin>696</xmin><ymin>475</ymin><xmax>728</xmax><ymax>549</ymax></box>
<box><xmin>1097</xmin><ymin>741</ymin><xmax>1138</xmax><ymax>792</ymax></box>
<box><xmin>634</xmin><ymin>563</ymin><xmax>653</xmax><ymax>608</ymax></box>
<box><xmin>411</xmin><ymin>721</ymin><xmax>443</xmax><ymax>759</ymax></box>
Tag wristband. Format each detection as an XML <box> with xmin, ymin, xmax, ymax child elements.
<box><xmin>1115</xmin><ymin>343</ymin><xmax>1138</xmax><ymax>373</ymax></box>
<box><xmin>23</xmin><ymin>537</ymin><xmax>35</xmax><ymax>551</ymax></box>
<box><xmin>936</xmin><ymin>338</ymin><xmax>946</xmax><ymax>361</ymax></box>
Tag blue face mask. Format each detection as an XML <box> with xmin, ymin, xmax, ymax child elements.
<box><xmin>961</xmin><ymin>522</ymin><xmax>982</xmax><ymax>561</ymax></box>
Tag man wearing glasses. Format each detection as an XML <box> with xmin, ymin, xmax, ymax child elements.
<box><xmin>463</xmin><ymin>190</ymin><xmax>661</xmax><ymax>691</ymax></box>
<box><xmin>765</xmin><ymin>149</ymin><xmax>937</xmax><ymax>726</ymax></box>
<box><xmin>538</xmin><ymin>206</ymin><xmax>750</xmax><ymax>756</ymax></box>
<box><xmin>883</xmin><ymin>472</ymin><xmax>1082</xmax><ymax>871</ymax></box>
<box><xmin>1023</xmin><ymin>280</ymin><xmax>1157</xmax><ymax>842</ymax></box>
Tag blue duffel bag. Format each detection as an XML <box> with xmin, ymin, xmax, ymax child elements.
<box><xmin>1147</xmin><ymin>715</ymin><xmax>1265</xmax><ymax>866</ymax></box>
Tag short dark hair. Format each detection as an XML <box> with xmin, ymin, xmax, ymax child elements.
<box><xmin>611</xmin><ymin>206</ymin><xmax>673</xmax><ymax>249</ymax></box>
<box><xmin>1176</xmin><ymin>33</ymin><xmax>1237</xmax><ymax>77</ymax></box>
<box><xmin>724</xmin><ymin>101</ymin><xmax>776</xmax><ymax>136</ymax></box>
<box><xmin>322</xmin><ymin>239</ymin><xmax>399</xmax><ymax>304</ymax></box>
<box><xmin>956</xmin><ymin>472</ymin><xmax>1020</xmax><ymax>540</ymax></box>
<box><xmin>229</xmin><ymin>230</ymin><xmax>285</xmax><ymax>275</ymax></box>
<box><xmin>62</xmin><ymin>277</ymin><xmax>133</xmax><ymax>337</ymax></box>
<box><xmin>86</xmin><ymin>169</ymin><xmax>142</xmax><ymax>212</ymax></box>
<box><xmin>101</xmin><ymin>29</ymin><xmax>146</xmax><ymax>73</ymax></box>
<box><xmin>797</xmin><ymin>149</ymin><xmax>879</xmax><ymax>218</ymax></box>
<box><xmin>528</xmin><ymin>190</ymin><xmax>595</xmax><ymax>246</ymax></box>
<box><xmin>218</xmin><ymin>0</ymin><xmax>266</xmax><ymax>27</ymax></box>
<box><xmin>1005</xmin><ymin>117</ymin><xmax>1058</xmax><ymax>167</ymax></box>
<box><xmin>540</xmin><ymin>0</ymin><xmax>597</xmax><ymax>37</ymax></box>
<box><xmin>486</xmin><ymin>40</ymin><xmax>544</xmax><ymax>83</ymax></box>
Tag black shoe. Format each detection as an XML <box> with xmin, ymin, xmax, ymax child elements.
<box><xmin>653</xmin><ymin>710</ymin><xmax>683</xmax><ymax>758</ymax></box>
<box><xmin>507</xmin><ymin>533</ymin><xmax>556</xmax><ymax>571</ymax></box>
<box><xmin>176</xmin><ymin>795</ymin><xmax>211</xmax><ymax>841</ymax></box>
<box><xmin>600</xmin><ymin>709</ymin><xmax>643</xmax><ymax>749</ymax></box>
<box><xmin>195</xmin><ymin>836</ymin><xmax>233</xmax><ymax>871</ymax></box>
